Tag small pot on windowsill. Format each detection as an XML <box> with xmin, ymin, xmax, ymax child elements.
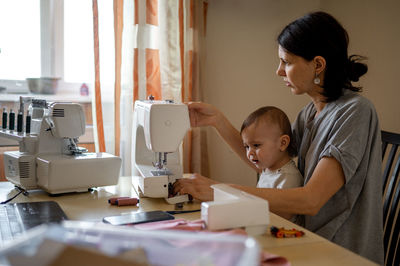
<box><xmin>26</xmin><ymin>77</ymin><xmax>60</xmax><ymax>95</ymax></box>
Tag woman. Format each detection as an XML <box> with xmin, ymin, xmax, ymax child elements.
<box><xmin>173</xmin><ymin>11</ymin><xmax>384</xmax><ymax>264</ymax></box>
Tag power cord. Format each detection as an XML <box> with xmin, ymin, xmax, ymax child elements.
<box><xmin>0</xmin><ymin>186</ymin><xmax>29</xmax><ymax>204</ymax></box>
<box><xmin>166</xmin><ymin>209</ymin><xmax>201</xmax><ymax>215</ymax></box>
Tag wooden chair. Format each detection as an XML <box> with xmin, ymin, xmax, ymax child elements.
<box><xmin>381</xmin><ymin>130</ymin><xmax>400</xmax><ymax>266</ymax></box>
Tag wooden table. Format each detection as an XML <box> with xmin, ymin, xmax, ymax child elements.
<box><xmin>0</xmin><ymin>176</ymin><xmax>377</xmax><ymax>266</ymax></box>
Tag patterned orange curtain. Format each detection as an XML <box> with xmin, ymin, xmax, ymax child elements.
<box><xmin>114</xmin><ymin>0</ymin><xmax>123</xmax><ymax>157</ymax></box>
<box><xmin>92</xmin><ymin>0</ymin><xmax>209</xmax><ymax>176</ymax></box>
<box><xmin>92</xmin><ymin>0</ymin><xmax>106</xmax><ymax>152</ymax></box>
<box><xmin>182</xmin><ymin>0</ymin><xmax>209</xmax><ymax>175</ymax></box>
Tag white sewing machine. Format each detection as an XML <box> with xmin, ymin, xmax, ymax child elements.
<box><xmin>132</xmin><ymin>99</ymin><xmax>190</xmax><ymax>204</ymax></box>
<box><xmin>0</xmin><ymin>98</ymin><xmax>121</xmax><ymax>194</ymax></box>
<box><xmin>201</xmin><ymin>184</ymin><xmax>270</xmax><ymax>235</ymax></box>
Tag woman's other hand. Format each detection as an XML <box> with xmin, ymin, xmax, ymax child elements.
<box><xmin>187</xmin><ymin>102</ymin><xmax>222</xmax><ymax>128</ymax></box>
<box><xmin>173</xmin><ymin>173</ymin><xmax>219</xmax><ymax>202</ymax></box>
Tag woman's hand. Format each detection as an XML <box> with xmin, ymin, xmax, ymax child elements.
<box><xmin>187</xmin><ymin>102</ymin><xmax>222</xmax><ymax>128</ymax></box>
<box><xmin>173</xmin><ymin>173</ymin><xmax>219</xmax><ymax>202</ymax></box>
<box><xmin>187</xmin><ymin>101</ymin><xmax>255</xmax><ymax>171</ymax></box>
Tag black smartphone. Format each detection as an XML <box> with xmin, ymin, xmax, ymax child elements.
<box><xmin>102</xmin><ymin>210</ymin><xmax>175</xmax><ymax>226</ymax></box>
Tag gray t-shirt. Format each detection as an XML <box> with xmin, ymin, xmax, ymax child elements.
<box><xmin>292</xmin><ymin>90</ymin><xmax>384</xmax><ymax>264</ymax></box>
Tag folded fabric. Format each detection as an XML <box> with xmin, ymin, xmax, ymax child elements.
<box><xmin>132</xmin><ymin>218</ymin><xmax>291</xmax><ymax>266</ymax></box>
<box><xmin>132</xmin><ymin>218</ymin><xmax>205</xmax><ymax>231</ymax></box>
<box><xmin>261</xmin><ymin>252</ymin><xmax>291</xmax><ymax>266</ymax></box>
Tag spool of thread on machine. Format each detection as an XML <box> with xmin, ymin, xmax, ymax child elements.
<box><xmin>25</xmin><ymin>111</ymin><xmax>31</xmax><ymax>134</ymax></box>
<box><xmin>2</xmin><ymin>108</ymin><xmax>7</xmax><ymax>129</ymax></box>
<box><xmin>9</xmin><ymin>109</ymin><xmax>15</xmax><ymax>131</ymax></box>
<box><xmin>17</xmin><ymin>109</ymin><xmax>23</xmax><ymax>133</ymax></box>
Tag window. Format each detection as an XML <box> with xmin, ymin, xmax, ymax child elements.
<box><xmin>0</xmin><ymin>0</ymin><xmax>113</xmax><ymax>94</ymax></box>
<box><xmin>0</xmin><ymin>0</ymin><xmax>41</xmax><ymax>80</ymax></box>
<box><xmin>64</xmin><ymin>0</ymin><xmax>94</xmax><ymax>83</ymax></box>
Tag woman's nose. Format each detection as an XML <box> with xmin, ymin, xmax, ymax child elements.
<box><xmin>276</xmin><ymin>63</ymin><xmax>285</xmax><ymax>76</ymax></box>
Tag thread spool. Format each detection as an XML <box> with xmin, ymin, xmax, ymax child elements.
<box><xmin>115</xmin><ymin>198</ymin><xmax>140</xmax><ymax>206</ymax></box>
<box><xmin>25</xmin><ymin>111</ymin><xmax>31</xmax><ymax>134</ymax></box>
<box><xmin>2</xmin><ymin>108</ymin><xmax>7</xmax><ymax>129</ymax></box>
<box><xmin>108</xmin><ymin>196</ymin><xmax>130</xmax><ymax>205</ymax></box>
<box><xmin>9</xmin><ymin>109</ymin><xmax>15</xmax><ymax>131</ymax></box>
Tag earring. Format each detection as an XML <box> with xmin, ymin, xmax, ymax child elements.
<box><xmin>314</xmin><ymin>73</ymin><xmax>320</xmax><ymax>85</ymax></box>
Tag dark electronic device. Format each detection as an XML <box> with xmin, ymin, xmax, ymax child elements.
<box><xmin>0</xmin><ymin>201</ymin><xmax>68</xmax><ymax>244</ymax></box>
<box><xmin>103</xmin><ymin>210</ymin><xmax>174</xmax><ymax>226</ymax></box>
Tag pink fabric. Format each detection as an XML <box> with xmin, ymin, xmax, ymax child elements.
<box><xmin>132</xmin><ymin>218</ymin><xmax>291</xmax><ymax>266</ymax></box>
<box><xmin>261</xmin><ymin>252</ymin><xmax>291</xmax><ymax>266</ymax></box>
<box><xmin>133</xmin><ymin>218</ymin><xmax>205</xmax><ymax>231</ymax></box>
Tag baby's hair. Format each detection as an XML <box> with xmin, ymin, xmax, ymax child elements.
<box><xmin>240</xmin><ymin>106</ymin><xmax>296</xmax><ymax>157</ymax></box>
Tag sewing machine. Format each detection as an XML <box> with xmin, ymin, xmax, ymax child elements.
<box><xmin>201</xmin><ymin>184</ymin><xmax>270</xmax><ymax>235</ymax></box>
<box><xmin>0</xmin><ymin>98</ymin><xmax>121</xmax><ymax>194</ymax></box>
<box><xmin>132</xmin><ymin>99</ymin><xmax>190</xmax><ymax>204</ymax></box>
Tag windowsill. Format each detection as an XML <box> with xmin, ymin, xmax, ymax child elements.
<box><xmin>0</xmin><ymin>80</ymin><xmax>93</xmax><ymax>103</ymax></box>
<box><xmin>0</xmin><ymin>92</ymin><xmax>91</xmax><ymax>103</ymax></box>
<box><xmin>0</xmin><ymin>125</ymin><xmax>94</xmax><ymax>146</ymax></box>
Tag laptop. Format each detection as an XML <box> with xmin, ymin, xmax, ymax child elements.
<box><xmin>0</xmin><ymin>201</ymin><xmax>68</xmax><ymax>246</ymax></box>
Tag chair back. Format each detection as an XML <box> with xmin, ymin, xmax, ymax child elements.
<box><xmin>381</xmin><ymin>130</ymin><xmax>400</xmax><ymax>266</ymax></box>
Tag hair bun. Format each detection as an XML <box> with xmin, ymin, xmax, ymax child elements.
<box><xmin>348</xmin><ymin>55</ymin><xmax>368</xmax><ymax>82</ymax></box>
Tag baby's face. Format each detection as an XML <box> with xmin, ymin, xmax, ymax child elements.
<box><xmin>241</xmin><ymin>121</ymin><xmax>284</xmax><ymax>171</ymax></box>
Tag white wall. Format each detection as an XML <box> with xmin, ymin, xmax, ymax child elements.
<box><xmin>201</xmin><ymin>0</ymin><xmax>400</xmax><ymax>185</ymax></box>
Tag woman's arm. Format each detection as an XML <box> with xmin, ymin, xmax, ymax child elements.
<box><xmin>174</xmin><ymin>157</ymin><xmax>345</xmax><ymax>217</ymax></box>
<box><xmin>231</xmin><ymin>157</ymin><xmax>345</xmax><ymax>216</ymax></box>
<box><xmin>214</xmin><ymin>112</ymin><xmax>254</xmax><ymax>169</ymax></box>
<box><xmin>188</xmin><ymin>102</ymin><xmax>258</xmax><ymax>172</ymax></box>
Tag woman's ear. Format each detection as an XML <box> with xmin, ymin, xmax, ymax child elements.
<box><xmin>279</xmin><ymin>135</ymin><xmax>290</xmax><ymax>152</ymax></box>
<box><xmin>314</xmin><ymin>56</ymin><xmax>326</xmax><ymax>75</ymax></box>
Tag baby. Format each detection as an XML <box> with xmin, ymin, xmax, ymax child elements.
<box><xmin>240</xmin><ymin>106</ymin><xmax>303</xmax><ymax>191</ymax></box>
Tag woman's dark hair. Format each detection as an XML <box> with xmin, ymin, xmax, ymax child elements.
<box><xmin>240</xmin><ymin>106</ymin><xmax>296</xmax><ymax>157</ymax></box>
<box><xmin>277</xmin><ymin>11</ymin><xmax>367</xmax><ymax>102</ymax></box>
